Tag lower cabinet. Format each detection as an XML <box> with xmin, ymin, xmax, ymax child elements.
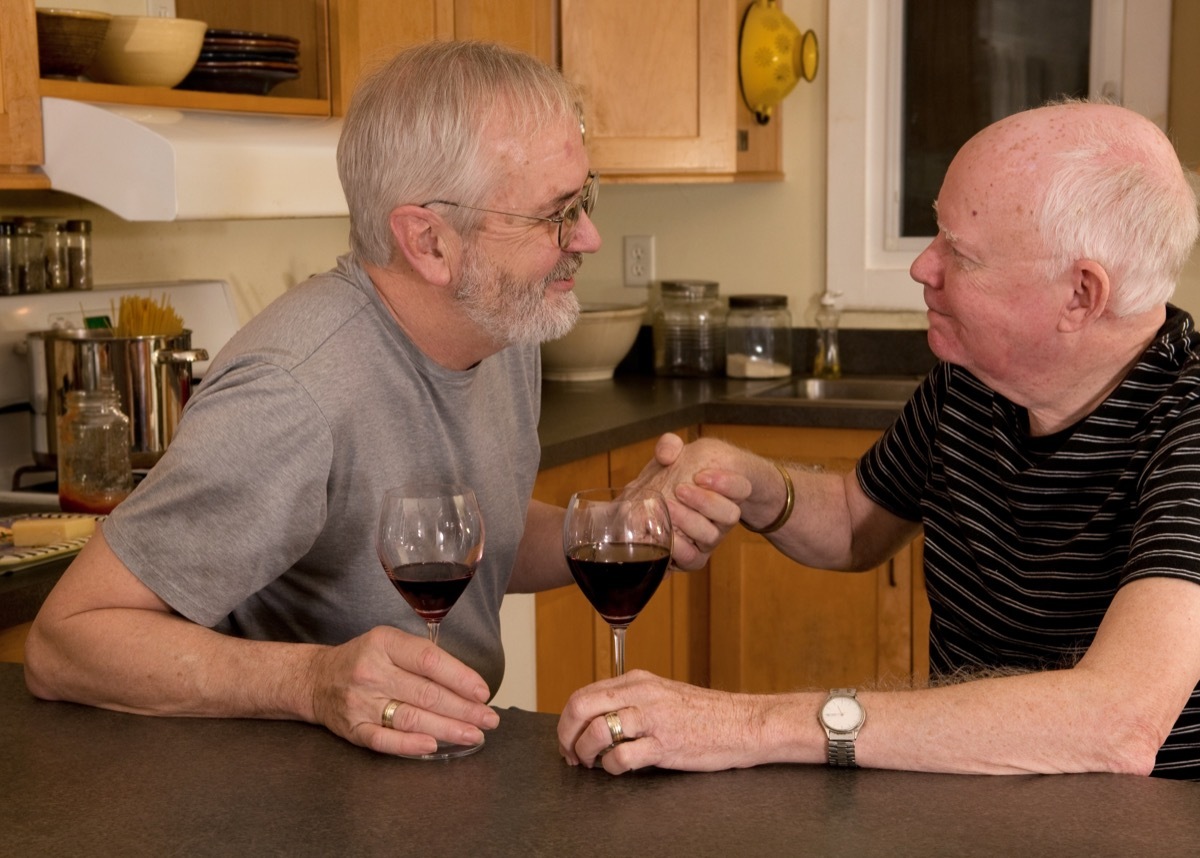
<box><xmin>703</xmin><ymin>424</ymin><xmax>928</xmax><ymax>693</ymax></box>
<box><xmin>533</xmin><ymin>423</ymin><xmax>930</xmax><ymax>713</ymax></box>
<box><xmin>533</xmin><ymin>429</ymin><xmax>708</xmax><ymax>713</ymax></box>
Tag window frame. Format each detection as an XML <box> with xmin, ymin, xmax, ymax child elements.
<box><xmin>825</xmin><ymin>0</ymin><xmax>1172</xmax><ymax>312</ymax></box>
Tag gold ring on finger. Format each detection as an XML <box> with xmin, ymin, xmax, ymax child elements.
<box><xmin>381</xmin><ymin>699</ymin><xmax>401</xmax><ymax>730</ymax></box>
<box><xmin>605</xmin><ymin>710</ymin><xmax>626</xmax><ymax>745</ymax></box>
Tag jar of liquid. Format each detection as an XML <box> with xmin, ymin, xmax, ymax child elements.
<box><xmin>57</xmin><ymin>383</ymin><xmax>133</xmax><ymax>515</ymax></box>
<box><xmin>726</xmin><ymin>294</ymin><xmax>793</xmax><ymax>378</ymax></box>
<box><xmin>652</xmin><ymin>280</ymin><xmax>727</xmax><ymax>376</ymax></box>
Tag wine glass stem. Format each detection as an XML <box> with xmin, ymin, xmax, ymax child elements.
<box><xmin>611</xmin><ymin>625</ymin><xmax>627</xmax><ymax>676</ymax></box>
<box><xmin>427</xmin><ymin>621</ymin><xmax>441</xmax><ymax>647</ymax></box>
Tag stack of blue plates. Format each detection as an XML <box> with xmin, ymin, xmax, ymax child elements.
<box><xmin>178</xmin><ymin>28</ymin><xmax>300</xmax><ymax>95</ymax></box>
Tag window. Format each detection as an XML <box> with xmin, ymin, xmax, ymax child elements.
<box><xmin>826</xmin><ymin>0</ymin><xmax>1172</xmax><ymax>312</ymax></box>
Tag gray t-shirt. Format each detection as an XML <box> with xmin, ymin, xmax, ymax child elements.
<box><xmin>103</xmin><ymin>255</ymin><xmax>542</xmax><ymax>695</ymax></box>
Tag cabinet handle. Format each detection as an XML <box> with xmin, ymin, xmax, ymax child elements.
<box><xmin>888</xmin><ymin>568</ymin><xmax>896</xmax><ymax>587</ymax></box>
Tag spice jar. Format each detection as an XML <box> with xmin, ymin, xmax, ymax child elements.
<box><xmin>34</xmin><ymin>217</ymin><xmax>69</xmax><ymax>291</ymax></box>
<box><xmin>57</xmin><ymin>380</ymin><xmax>133</xmax><ymax>515</ymax></box>
<box><xmin>726</xmin><ymin>294</ymin><xmax>793</xmax><ymax>378</ymax></box>
<box><xmin>0</xmin><ymin>220</ymin><xmax>17</xmax><ymax>296</ymax></box>
<box><xmin>65</xmin><ymin>219</ymin><xmax>93</xmax><ymax>290</ymax></box>
<box><xmin>15</xmin><ymin>221</ymin><xmax>45</xmax><ymax>293</ymax></box>
<box><xmin>652</xmin><ymin>280</ymin><xmax>727</xmax><ymax>377</ymax></box>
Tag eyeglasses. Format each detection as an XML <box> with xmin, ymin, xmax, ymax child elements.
<box><xmin>423</xmin><ymin>171</ymin><xmax>598</xmax><ymax>251</ymax></box>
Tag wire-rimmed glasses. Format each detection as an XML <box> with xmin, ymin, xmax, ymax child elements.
<box><xmin>422</xmin><ymin>170</ymin><xmax>598</xmax><ymax>250</ymax></box>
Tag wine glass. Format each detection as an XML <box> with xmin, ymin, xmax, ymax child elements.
<box><xmin>376</xmin><ymin>483</ymin><xmax>485</xmax><ymax>759</ymax></box>
<box><xmin>563</xmin><ymin>487</ymin><xmax>672</xmax><ymax>677</ymax></box>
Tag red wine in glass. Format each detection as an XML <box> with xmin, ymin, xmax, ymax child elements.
<box><xmin>384</xmin><ymin>561</ymin><xmax>475</xmax><ymax>624</ymax></box>
<box><xmin>376</xmin><ymin>484</ymin><xmax>485</xmax><ymax>759</ymax></box>
<box><xmin>566</xmin><ymin>542</ymin><xmax>670</xmax><ymax>627</ymax></box>
<box><xmin>563</xmin><ymin>487</ymin><xmax>672</xmax><ymax>676</ymax></box>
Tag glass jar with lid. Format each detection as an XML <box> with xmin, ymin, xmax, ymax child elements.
<box><xmin>652</xmin><ymin>280</ymin><xmax>727</xmax><ymax>377</ymax></box>
<box><xmin>33</xmin><ymin>217</ymin><xmax>70</xmax><ymax>292</ymax></box>
<box><xmin>14</xmin><ymin>221</ymin><xmax>45</xmax><ymax>294</ymax></box>
<box><xmin>0</xmin><ymin>220</ymin><xmax>17</xmax><ymax>296</ymax></box>
<box><xmin>65</xmin><ymin>219</ymin><xmax>93</xmax><ymax>291</ymax></box>
<box><xmin>726</xmin><ymin>294</ymin><xmax>793</xmax><ymax>378</ymax></box>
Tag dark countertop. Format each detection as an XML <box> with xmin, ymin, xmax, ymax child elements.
<box><xmin>538</xmin><ymin>373</ymin><xmax>909</xmax><ymax>469</ymax></box>
<box><xmin>1</xmin><ymin>664</ymin><xmax>1196</xmax><ymax>857</ymax></box>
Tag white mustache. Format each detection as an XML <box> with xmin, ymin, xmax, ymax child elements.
<box><xmin>546</xmin><ymin>254</ymin><xmax>582</xmax><ymax>284</ymax></box>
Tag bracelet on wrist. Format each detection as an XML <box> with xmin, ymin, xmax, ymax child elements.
<box><xmin>740</xmin><ymin>461</ymin><xmax>795</xmax><ymax>534</ymax></box>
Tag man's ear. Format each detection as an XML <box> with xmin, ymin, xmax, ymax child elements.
<box><xmin>1059</xmin><ymin>259</ymin><xmax>1110</xmax><ymax>332</ymax></box>
<box><xmin>390</xmin><ymin>205</ymin><xmax>455</xmax><ymax>287</ymax></box>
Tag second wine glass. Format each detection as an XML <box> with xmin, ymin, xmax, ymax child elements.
<box><xmin>563</xmin><ymin>487</ymin><xmax>672</xmax><ymax>677</ymax></box>
<box><xmin>376</xmin><ymin>483</ymin><xmax>485</xmax><ymax>759</ymax></box>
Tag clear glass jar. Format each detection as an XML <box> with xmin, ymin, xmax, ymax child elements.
<box><xmin>15</xmin><ymin>221</ymin><xmax>45</xmax><ymax>293</ymax></box>
<box><xmin>0</xmin><ymin>220</ymin><xmax>17</xmax><ymax>296</ymax></box>
<box><xmin>34</xmin><ymin>217</ymin><xmax>70</xmax><ymax>292</ymax></box>
<box><xmin>652</xmin><ymin>280</ymin><xmax>727</xmax><ymax>377</ymax></box>
<box><xmin>726</xmin><ymin>294</ymin><xmax>793</xmax><ymax>378</ymax></box>
<box><xmin>57</xmin><ymin>383</ymin><xmax>133</xmax><ymax>515</ymax></box>
<box><xmin>65</xmin><ymin>219</ymin><xmax>93</xmax><ymax>291</ymax></box>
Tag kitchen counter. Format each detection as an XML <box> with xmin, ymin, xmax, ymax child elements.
<box><xmin>538</xmin><ymin>373</ymin><xmax>909</xmax><ymax>469</ymax></box>
<box><xmin>0</xmin><ymin>663</ymin><xmax>1195</xmax><ymax>856</ymax></box>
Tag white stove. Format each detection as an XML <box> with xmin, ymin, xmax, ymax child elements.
<box><xmin>0</xmin><ymin>280</ymin><xmax>241</xmax><ymax>492</ymax></box>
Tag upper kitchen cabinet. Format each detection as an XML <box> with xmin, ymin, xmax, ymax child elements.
<box><xmin>0</xmin><ymin>0</ymin><xmax>46</xmax><ymax>187</ymax></box>
<box><xmin>561</xmin><ymin>0</ymin><xmax>782</xmax><ymax>182</ymax></box>
<box><xmin>328</xmin><ymin>0</ymin><xmax>553</xmax><ymax>115</ymax></box>
<box><xmin>35</xmin><ymin>1</ymin><xmax>332</xmax><ymax>116</ymax></box>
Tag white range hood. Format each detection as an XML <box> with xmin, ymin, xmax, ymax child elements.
<box><xmin>39</xmin><ymin>97</ymin><xmax>348</xmax><ymax>221</ymax></box>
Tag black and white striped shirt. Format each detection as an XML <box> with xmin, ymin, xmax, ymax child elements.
<box><xmin>858</xmin><ymin>306</ymin><xmax>1200</xmax><ymax>780</ymax></box>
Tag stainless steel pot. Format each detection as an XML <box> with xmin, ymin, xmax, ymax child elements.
<box><xmin>28</xmin><ymin>329</ymin><xmax>208</xmax><ymax>469</ymax></box>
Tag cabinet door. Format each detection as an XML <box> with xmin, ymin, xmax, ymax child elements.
<box><xmin>702</xmin><ymin>424</ymin><xmax>919</xmax><ymax>693</ymax></box>
<box><xmin>532</xmin><ymin>451</ymin><xmax>608</xmax><ymax>713</ymax></box>
<box><xmin>329</xmin><ymin>0</ymin><xmax>553</xmax><ymax>116</ymax></box>
<box><xmin>0</xmin><ymin>0</ymin><xmax>44</xmax><ymax>176</ymax></box>
<box><xmin>561</xmin><ymin>0</ymin><xmax>737</xmax><ymax>175</ymax></box>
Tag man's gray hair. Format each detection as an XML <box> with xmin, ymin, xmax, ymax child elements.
<box><xmin>337</xmin><ymin>40</ymin><xmax>582</xmax><ymax>268</ymax></box>
<box><xmin>1036</xmin><ymin>102</ymin><xmax>1200</xmax><ymax>316</ymax></box>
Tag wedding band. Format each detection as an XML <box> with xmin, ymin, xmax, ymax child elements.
<box><xmin>381</xmin><ymin>699</ymin><xmax>401</xmax><ymax>730</ymax></box>
<box><xmin>605</xmin><ymin>711</ymin><xmax>626</xmax><ymax>745</ymax></box>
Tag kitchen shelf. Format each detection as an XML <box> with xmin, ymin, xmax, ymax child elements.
<box><xmin>38</xmin><ymin>79</ymin><xmax>330</xmax><ymax>118</ymax></box>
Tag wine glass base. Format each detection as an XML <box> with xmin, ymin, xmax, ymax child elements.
<box><xmin>398</xmin><ymin>736</ymin><xmax>485</xmax><ymax>761</ymax></box>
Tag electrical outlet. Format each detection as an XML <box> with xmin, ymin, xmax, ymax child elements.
<box><xmin>623</xmin><ymin>235</ymin><xmax>655</xmax><ymax>288</ymax></box>
<box><xmin>146</xmin><ymin>0</ymin><xmax>176</xmax><ymax>16</ymax></box>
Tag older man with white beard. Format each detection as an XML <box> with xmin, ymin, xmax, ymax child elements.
<box><xmin>23</xmin><ymin>41</ymin><xmax>719</xmax><ymax>759</ymax></box>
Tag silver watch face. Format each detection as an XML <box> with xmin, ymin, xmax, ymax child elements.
<box><xmin>821</xmin><ymin>695</ymin><xmax>865</xmax><ymax>732</ymax></box>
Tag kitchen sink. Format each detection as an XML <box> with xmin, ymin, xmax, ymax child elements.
<box><xmin>750</xmin><ymin>376</ymin><xmax>923</xmax><ymax>405</ymax></box>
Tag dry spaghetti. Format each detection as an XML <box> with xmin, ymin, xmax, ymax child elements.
<box><xmin>111</xmin><ymin>295</ymin><xmax>185</xmax><ymax>337</ymax></box>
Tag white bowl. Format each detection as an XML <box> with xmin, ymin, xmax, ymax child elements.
<box><xmin>88</xmin><ymin>15</ymin><xmax>207</xmax><ymax>88</ymax></box>
<box><xmin>541</xmin><ymin>303</ymin><xmax>647</xmax><ymax>381</ymax></box>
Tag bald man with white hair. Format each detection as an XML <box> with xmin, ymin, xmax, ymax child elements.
<box><xmin>562</xmin><ymin>100</ymin><xmax>1200</xmax><ymax>781</ymax></box>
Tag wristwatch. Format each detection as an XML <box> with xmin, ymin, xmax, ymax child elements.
<box><xmin>819</xmin><ymin>688</ymin><xmax>865</xmax><ymax>767</ymax></box>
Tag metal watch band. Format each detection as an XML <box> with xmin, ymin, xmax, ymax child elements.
<box><xmin>823</xmin><ymin>687</ymin><xmax>861</xmax><ymax>768</ymax></box>
<box><xmin>827</xmin><ymin>738</ymin><xmax>857</xmax><ymax>767</ymax></box>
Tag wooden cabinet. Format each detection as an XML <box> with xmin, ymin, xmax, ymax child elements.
<box><xmin>561</xmin><ymin>0</ymin><xmax>781</xmax><ymax>181</ymax></box>
<box><xmin>327</xmin><ymin>0</ymin><xmax>553</xmax><ymax>115</ymax></box>
<box><xmin>702</xmin><ymin>424</ymin><xmax>929</xmax><ymax>693</ymax></box>
<box><xmin>533</xmin><ymin>429</ymin><xmax>709</xmax><ymax>713</ymax></box>
<box><xmin>0</xmin><ymin>0</ymin><xmax>46</xmax><ymax>187</ymax></box>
